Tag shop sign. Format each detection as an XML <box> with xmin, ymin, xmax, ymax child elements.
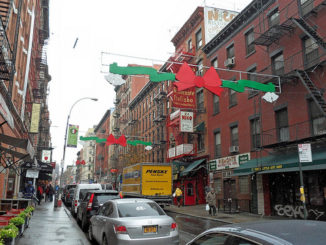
<box><xmin>26</xmin><ymin>169</ymin><xmax>39</xmax><ymax>178</ymax></box>
<box><xmin>213</xmin><ymin>152</ymin><xmax>250</xmax><ymax>170</ymax></box>
<box><xmin>209</xmin><ymin>160</ymin><xmax>217</xmax><ymax>171</ymax></box>
<box><xmin>180</xmin><ymin>111</ymin><xmax>193</xmax><ymax>132</ymax></box>
<box><xmin>30</xmin><ymin>103</ymin><xmax>41</xmax><ymax>133</ymax></box>
<box><xmin>172</xmin><ymin>86</ymin><xmax>196</xmax><ymax>109</ymax></box>
<box><xmin>170</xmin><ymin>109</ymin><xmax>180</xmax><ymax>121</ymax></box>
<box><xmin>222</xmin><ymin>170</ymin><xmax>232</xmax><ymax>179</ymax></box>
<box><xmin>42</xmin><ymin>150</ymin><xmax>51</xmax><ymax>163</ymax></box>
<box><xmin>168</xmin><ymin>147</ymin><xmax>176</xmax><ymax>158</ymax></box>
<box><xmin>298</xmin><ymin>144</ymin><xmax>312</xmax><ymax>162</ymax></box>
<box><xmin>252</xmin><ymin>164</ymin><xmax>283</xmax><ymax>172</ymax></box>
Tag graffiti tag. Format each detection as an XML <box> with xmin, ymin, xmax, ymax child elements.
<box><xmin>274</xmin><ymin>204</ymin><xmax>325</xmax><ymax>220</ymax></box>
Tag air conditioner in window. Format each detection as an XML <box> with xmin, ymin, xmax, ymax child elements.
<box><xmin>229</xmin><ymin>145</ymin><xmax>239</xmax><ymax>153</ymax></box>
<box><xmin>224</xmin><ymin>57</ymin><xmax>235</xmax><ymax>67</ymax></box>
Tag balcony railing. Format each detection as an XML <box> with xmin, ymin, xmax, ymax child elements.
<box><xmin>262</xmin><ymin>119</ymin><xmax>326</xmax><ymax>148</ymax></box>
<box><xmin>0</xmin><ymin>17</ymin><xmax>13</xmax><ymax>81</ymax></box>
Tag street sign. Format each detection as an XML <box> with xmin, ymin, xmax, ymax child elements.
<box><xmin>298</xmin><ymin>144</ymin><xmax>312</xmax><ymax>162</ymax></box>
<box><xmin>26</xmin><ymin>169</ymin><xmax>39</xmax><ymax>178</ymax></box>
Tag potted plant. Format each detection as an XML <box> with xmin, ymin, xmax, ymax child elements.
<box><xmin>9</xmin><ymin>217</ymin><xmax>25</xmax><ymax>236</ymax></box>
<box><xmin>18</xmin><ymin>212</ymin><xmax>30</xmax><ymax>228</ymax></box>
<box><xmin>0</xmin><ymin>224</ymin><xmax>18</xmax><ymax>245</ymax></box>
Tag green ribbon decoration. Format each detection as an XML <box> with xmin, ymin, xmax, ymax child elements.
<box><xmin>222</xmin><ymin>80</ymin><xmax>275</xmax><ymax>92</ymax></box>
<box><xmin>110</xmin><ymin>63</ymin><xmax>176</xmax><ymax>82</ymax></box>
<box><xmin>79</xmin><ymin>136</ymin><xmax>152</xmax><ymax>146</ymax></box>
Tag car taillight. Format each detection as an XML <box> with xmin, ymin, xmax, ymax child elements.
<box><xmin>114</xmin><ymin>225</ymin><xmax>127</xmax><ymax>234</ymax></box>
<box><xmin>87</xmin><ymin>193</ymin><xmax>94</xmax><ymax>211</ymax></box>
<box><xmin>171</xmin><ymin>222</ymin><xmax>177</xmax><ymax>231</ymax></box>
<box><xmin>74</xmin><ymin>200</ymin><xmax>78</xmax><ymax>206</ymax></box>
<box><xmin>119</xmin><ymin>191</ymin><xmax>123</xmax><ymax>198</ymax></box>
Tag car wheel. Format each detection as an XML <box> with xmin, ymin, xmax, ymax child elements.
<box><xmin>81</xmin><ymin>215</ymin><xmax>88</xmax><ymax>231</ymax></box>
<box><xmin>102</xmin><ymin>234</ymin><xmax>109</xmax><ymax>245</ymax></box>
<box><xmin>88</xmin><ymin>224</ymin><xmax>94</xmax><ymax>242</ymax></box>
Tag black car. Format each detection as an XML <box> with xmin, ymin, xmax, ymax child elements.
<box><xmin>65</xmin><ymin>188</ymin><xmax>75</xmax><ymax>207</ymax></box>
<box><xmin>62</xmin><ymin>184</ymin><xmax>76</xmax><ymax>204</ymax></box>
<box><xmin>76</xmin><ymin>190</ymin><xmax>120</xmax><ymax>231</ymax></box>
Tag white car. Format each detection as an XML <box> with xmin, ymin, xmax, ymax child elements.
<box><xmin>89</xmin><ymin>198</ymin><xmax>179</xmax><ymax>245</ymax></box>
<box><xmin>70</xmin><ymin>183</ymin><xmax>102</xmax><ymax>217</ymax></box>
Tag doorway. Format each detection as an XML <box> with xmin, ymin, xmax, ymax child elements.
<box><xmin>184</xmin><ymin>180</ymin><xmax>196</xmax><ymax>206</ymax></box>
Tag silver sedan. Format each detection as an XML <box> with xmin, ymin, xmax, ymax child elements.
<box><xmin>89</xmin><ymin>198</ymin><xmax>179</xmax><ymax>245</ymax></box>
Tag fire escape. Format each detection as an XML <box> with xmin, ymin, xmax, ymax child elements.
<box><xmin>153</xmin><ymin>89</ymin><xmax>167</xmax><ymax>149</ymax></box>
<box><xmin>253</xmin><ymin>0</ymin><xmax>326</xmax><ymax>148</ymax></box>
<box><xmin>0</xmin><ymin>0</ymin><xmax>13</xmax><ymax>82</ymax></box>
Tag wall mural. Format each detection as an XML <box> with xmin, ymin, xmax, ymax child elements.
<box><xmin>274</xmin><ymin>204</ymin><xmax>325</xmax><ymax>220</ymax></box>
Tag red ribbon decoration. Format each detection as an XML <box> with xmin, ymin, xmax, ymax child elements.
<box><xmin>76</xmin><ymin>160</ymin><xmax>86</xmax><ymax>165</ymax></box>
<box><xmin>106</xmin><ymin>134</ymin><xmax>127</xmax><ymax>147</ymax></box>
<box><xmin>76</xmin><ymin>160</ymin><xmax>80</xmax><ymax>165</ymax></box>
<box><xmin>174</xmin><ymin>62</ymin><xmax>223</xmax><ymax>96</ymax></box>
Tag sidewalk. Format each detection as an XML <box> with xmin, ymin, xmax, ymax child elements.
<box><xmin>164</xmin><ymin>204</ymin><xmax>287</xmax><ymax>224</ymax></box>
<box><xmin>16</xmin><ymin>201</ymin><xmax>90</xmax><ymax>245</ymax></box>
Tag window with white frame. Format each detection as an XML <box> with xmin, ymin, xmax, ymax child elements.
<box><xmin>196</xmin><ymin>29</ymin><xmax>202</xmax><ymax>49</ymax></box>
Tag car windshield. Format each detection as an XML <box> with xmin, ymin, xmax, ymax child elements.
<box><xmin>95</xmin><ymin>194</ymin><xmax>119</xmax><ymax>203</ymax></box>
<box><xmin>79</xmin><ymin>189</ymin><xmax>99</xmax><ymax>200</ymax></box>
<box><xmin>117</xmin><ymin>202</ymin><xmax>165</xmax><ymax>217</ymax></box>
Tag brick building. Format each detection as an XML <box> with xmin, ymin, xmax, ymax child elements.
<box><xmin>203</xmin><ymin>0</ymin><xmax>326</xmax><ymax>220</ymax></box>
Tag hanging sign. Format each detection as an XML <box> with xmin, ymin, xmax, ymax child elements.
<box><xmin>172</xmin><ymin>86</ymin><xmax>196</xmax><ymax>109</ymax></box>
<box><xmin>26</xmin><ymin>169</ymin><xmax>39</xmax><ymax>178</ymax></box>
<box><xmin>30</xmin><ymin>103</ymin><xmax>41</xmax><ymax>133</ymax></box>
<box><xmin>180</xmin><ymin>111</ymin><xmax>193</xmax><ymax>132</ymax></box>
<box><xmin>67</xmin><ymin>124</ymin><xmax>79</xmax><ymax>148</ymax></box>
<box><xmin>298</xmin><ymin>144</ymin><xmax>312</xmax><ymax>162</ymax></box>
<box><xmin>42</xmin><ymin>150</ymin><xmax>51</xmax><ymax>163</ymax></box>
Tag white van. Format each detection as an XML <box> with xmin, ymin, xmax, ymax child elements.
<box><xmin>70</xmin><ymin>183</ymin><xmax>102</xmax><ymax>217</ymax></box>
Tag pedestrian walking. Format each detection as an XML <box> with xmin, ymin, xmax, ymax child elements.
<box><xmin>47</xmin><ymin>184</ymin><xmax>54</xmax><ymax>202</ymax></box>
<box><xmin>173</xmin><ymin>187</ymin><xmax>183</xmax><ymax>207</ymax></box>
<box><xmin>23</xmin><ymin>181</ymin><xmax>35</xmax><ymax>199</ymax></box>
<box><xmin>37</xmin><ymin>184</ymin><xmax>43</xmax><ymax>205</ymax></box>
<box><xmin>206</xmin><ymin>188</ymin><xmax>217</xmax><ymax>216</ymax></box>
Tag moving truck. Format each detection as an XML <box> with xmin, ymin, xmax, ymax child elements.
<box><xmin>122</xmin><ymin>162</ymin><xmax>173</xmax><ymax>207</ymax></box>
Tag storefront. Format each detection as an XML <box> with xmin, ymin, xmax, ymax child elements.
<box><xmin>172</xmin><ymin>159</ymin><xmax>207</xmax><ymax>206</ymax></box>
<box><xmin>233</xmin><ymin>149</ymin><xmax>326</xmax><ymax>220</ymax></box>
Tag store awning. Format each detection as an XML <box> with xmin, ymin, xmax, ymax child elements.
<box><xmin>194</xmin><ymin>122</ymin><xmax>205</xmax><ymax>132</ymax></box>
<box><xmin>233</xmin><ymin>150</ymin><xmax>326</xmax><ymax>176</ymax></box>
<box><xmin>180</xmin><ymin>159</ymin><xmax>206</xmax><ymax>177</ymax></box>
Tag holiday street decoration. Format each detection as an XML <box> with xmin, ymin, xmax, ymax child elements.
<box><xmin>79</xmin><ymin>135</ymin><xmax>152</xmax><ymax>146</ymax></box>
<box><xmin>104</xmin><ymin>73</ymin><xmax>126</xmax><ymax>86</ymax></box>
<box><xmin>110</xmin><ymin>62</ymin><xmax>175</xmax><ymax>82</ymax></box>
<box><xmin>108</xmin><ymin>62</ymin><xmax>276</xmax><ymax>95</ymax></box>
<box><xmin>174</xmin><ymin>62</ymin><xmax>223</xmax><ymax>96</ymax></box>
<box><xmin>76</xmin><ymin>160</ymin><xmax>86</xmax><ymax>165</ymax></box>
<box><xmin>106</xmin><ymin>134</ymin><xmax>127</xmax><ymax>147</ymax></box>
<box><xmin>262</xmin><ymin>92</ymin><xmax>279</xmax><ymax>103</ymax></box>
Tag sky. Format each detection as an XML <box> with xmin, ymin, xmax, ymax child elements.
<box><xmin>47</xmin><ymin>0</ymin><xmax>252</xmax><ymax>171</ymax></box>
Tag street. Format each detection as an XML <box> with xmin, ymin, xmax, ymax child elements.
<box><xmin>64</xmin><ymin>204</ymin><xmax>227</xmax><ymax>245</ymax></box>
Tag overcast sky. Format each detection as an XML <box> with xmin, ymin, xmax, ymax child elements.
<box><xmin>47</xmin><ymin>0</ymin><xmax>252</xmax><ymax>171</ymax></box>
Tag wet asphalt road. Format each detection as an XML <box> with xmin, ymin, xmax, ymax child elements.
<box><xmin>166</xmin><ymin>211</ymin><xmax>228</xmax><ymax>245</ymax></box>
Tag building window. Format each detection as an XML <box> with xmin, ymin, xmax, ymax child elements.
<box><xmin>239</xmin><ymin>176</ymin><xmax>249</xmax><ymax>194</ymax></box>
<box><xmin>226</xmin><ymin>44</ymin><xmax>235</xmax><ymax>59</ymax></box>
<box><xmin>268</xmin><ymin>8</ymin><xmax>279</xmax><ymax>27</ymax></box>
<box><xmin>188</xmin><ymin>39</ymin><xmax>193</xmax><ymax>52</ymax></box>
<box><xmin>213</xmin><ymin>178</ymin><xmax>222</xmax><ymax>193</ymax></box>
<box><xmin>197</xmin><ymin>59</ymin><xmax>203</xmax><ymax>76</ymax></box>
<box><xmin>214</xmin><ymin>132</ymin><xmax>221</xmax><ymax>158</ymax></box>
<box><xmin>247</xmin><ymin>67</ymin><xmax>258</xmax><ymax>97</ymax></box>
<box><xmin>275</xmin><ymin>108</ymin><xmax>289</xmax><ymax>142</ymax></box>
<box><xmin>197</xmin><ymin>89</ymin><xmax>204</xmax><ymax>110</ymax></box>
<box><xmin>213</xmin><ymin>94</ymin><xmax>220</xmax><ymax>114</ymax></box>
<box><xmin>229</xmin><ymin>89</ymin><xmax>237</xmax><ymax>107</ymax></box>
<box><xmin>197</xmin><ymin>133</ymin><xmax>204</xmax><ymax>151</ymax></box>
<box><xmin>230</xmin><ymin>126</ymin><xmax>239</xmax><ymax>146</ymax></box>
<box><xmin>245</xmin><ymin>29</ymin><xmax>255</xmax><ymax>55</ymax></box>
<box><xmin>250</xmin><ymin>117</ymin><xmax>261</xmax><ymax>149</ymax></box>
<box><xmin>211</xmin><ymin>57</ymin><xmax>218</xmax><ymax>69</ymax></box>
<box><xmin>272</xmin><ymin>52</ymin><xmax>284</xmax><ymax>76</ymax></box>
<box><xmin>308</xmin><ymin>99</ymin><xmax>326</xmax><ymax>135</ymax></box>
<box><xmin>303</xmin><ymin>37</ymin><xmax>319</xmax><ymax>67</ymax></box>
<box><xmin>196</xmin><ymin>29</ymin><xmax>202</xmax><ymax>49</ymax></box>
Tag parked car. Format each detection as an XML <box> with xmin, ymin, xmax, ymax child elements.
<box><xmin>186</xmin><ymin>220</ymin><xmax>326</xmax><ymax>245</ymax></box>
<box><xmin>62</xmin><ymin>184</ymin><xmax>76</xmax><ymax>204</ymax></box>
<box><xmin>77</xmin><ymin>190</ymin><xmax>120</xmax><ymax>231</ymax></box>
<box><xmin>64</xmin><ymin>188</ymin><xmax>75</xmax><ymax>207</ymax></box>
<box><xmin>88</xmin><ymin>198</ymin><xmax>179</xmax><ymax>245</ymax></box>
<box><xmin>70</xmin><ymin>183</ymin><xmax>102</xmax><ymax>217</ymax></box>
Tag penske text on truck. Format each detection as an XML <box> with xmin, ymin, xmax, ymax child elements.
<box><xmin>121</xmin><ymin>163</ymin><xmax>172</xmax><ymax>206</ymax></box>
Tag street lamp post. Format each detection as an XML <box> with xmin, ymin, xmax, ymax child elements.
<box><xmin>60</xmin><ymin>97</ymin><xmax>98</xmax><ymax>187</ymax></box>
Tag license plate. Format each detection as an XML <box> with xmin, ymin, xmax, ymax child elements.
<box><xmin>143</xmin><ymin>226</ymin><xmax>157</xmax><ymax>233</ymax></box>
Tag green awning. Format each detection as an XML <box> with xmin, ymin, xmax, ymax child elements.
<box><xmin>233</xmin><ymin>150</ymin><xmax>326</xmax><ymax>176</ymax></box>
<box><xmin>180</xmin><ymin>159</ymin><xmax>206</xmax><ymax>177</ymax></box>
<box><xmin>195</xmin><ymin>122</ymin><xmax>205</xmax><ymax>132</ymax></box>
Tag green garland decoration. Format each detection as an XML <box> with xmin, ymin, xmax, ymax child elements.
<box><xmin>80</xmin><ymin>136</ymin><xmax>152</xmax><ymax>146</ymax></box>
<box><xmin>222</xmin><ymin>79</ymin><xmax>275</xmax><ymax>92</ymax></box>
<box><xmin>110</xmin><ymin>63</ymin><xmax>176</xmax><ymax>82</ymax></box>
